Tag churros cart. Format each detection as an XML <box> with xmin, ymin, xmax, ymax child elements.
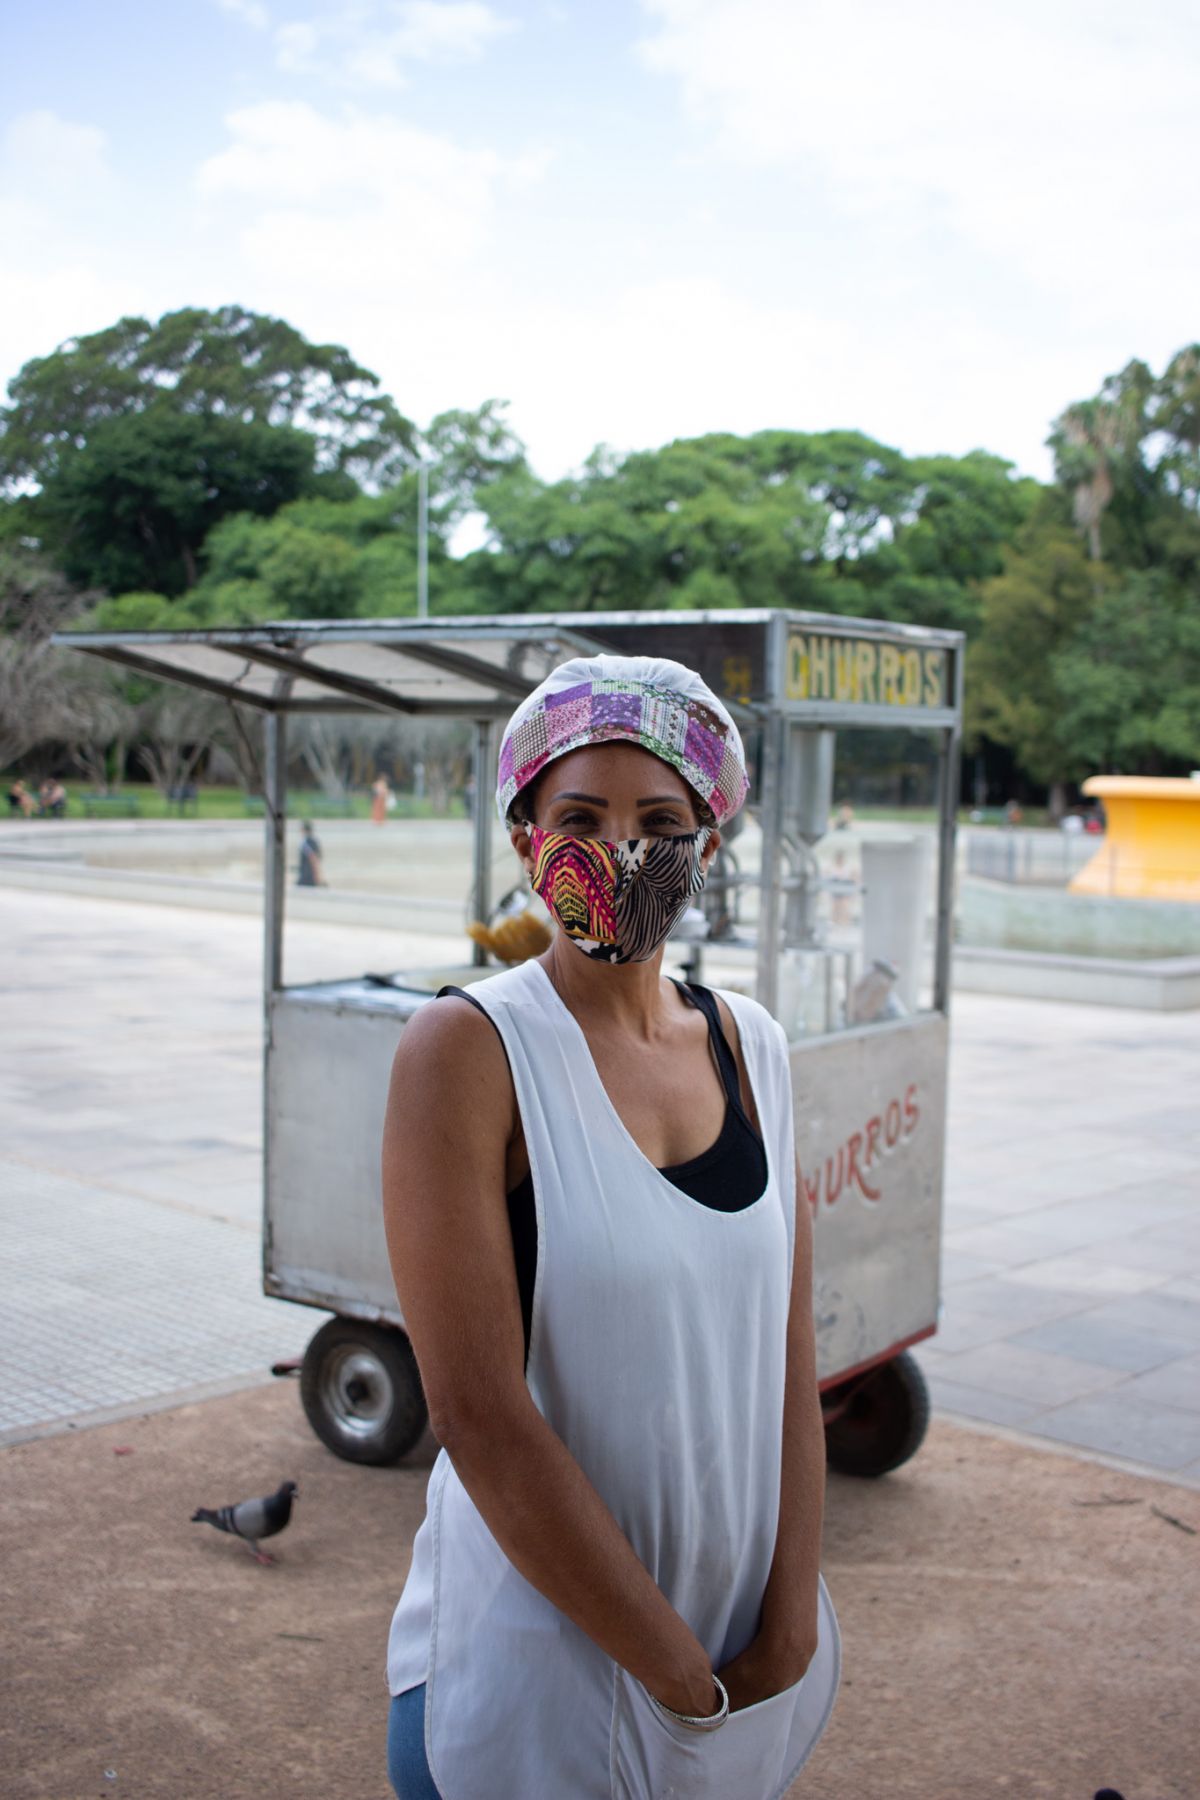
<box><xmin>59</xmin><ymin>609</ymin><xmax>963</xmax><ymax>1476</ymax></box>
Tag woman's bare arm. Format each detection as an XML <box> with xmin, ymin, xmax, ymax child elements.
<box><xmin>381</xmin><ymin>999</ymin><xmax>716</xmax><ymax>1716</ymax></box>
<box><xmin>717</xmin><ymin>1160</ymin><xmax>825</xmax><ymax>1708</ymax></box>
<box><xmin>757</xmin><ymin>1164</ymin><xmax>825</xmax><ymax>1659</ymax></box>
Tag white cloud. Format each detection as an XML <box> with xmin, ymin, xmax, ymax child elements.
<box><xmin>635</xmin><ymin>0</ymin><xmax>1200</xmax><ymax>327</ymax></box>
<box><xmin>462</xmin><ymin>278</ymin><xmax>1075</xmax><ymax>480</ymax></box>
<box><xmin>0</xmin><ymin>113</ymin><xmax>139</xmax><ymax>384</ymax></box>
<box><xmin>385</xmin><ymin>0</ymin><xmax>513</xmax><ymax>60</ymax></box>
<box><xmin>215</xmin><ymin>0</ymin><xmax>270</xmax><ymax>27</ymax></box>
<box><xmin>275</xmin><ymin>1</ymin><xmax>515</xmax><ymax>88</ymax></box>
<box><xmin>1</xmin><ymin>110</ymin><xmax>113</xmax><ymax>208</ymax></box>
<box><xmin>4</xmin><ymin>10</ymin><xmax>1192</xmax><ymax>492</ymax></box>
<box><xmin>196</xmin><ymin>100</ymin><xmax>546</xmax><ymax>291</ymax></box>
<box><xmin>191</xmin><ymin>91</ymin><xmax>1123</xmax><ymax>484</ymax></box>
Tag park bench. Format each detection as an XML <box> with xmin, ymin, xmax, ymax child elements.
<box><xmin>243</xmin><ymin>793</ymin><xmax>355</xmax><ymax>818</ymax></box>
<box><xmin>81</xmin><ymin>793</ymin><xmax>142</xmax><ymax>819</ymax></box>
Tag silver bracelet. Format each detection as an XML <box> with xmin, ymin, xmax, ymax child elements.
<box><xmin>648</xmin><ymin>1674</ymin><xmax>729</xmax><ymax>1733</ymax></box>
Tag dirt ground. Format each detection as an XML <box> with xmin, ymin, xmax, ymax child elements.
<box><xmin>3</xmin><ymin>1384</ymin><xmax>1196</xmax><ymax>1800</ymax></box>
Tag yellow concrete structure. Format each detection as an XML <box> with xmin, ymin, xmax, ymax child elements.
<box><xmin>1070</xmin><ymin>775</ymin><xmax>1200</xmax><ymax>901</ymax></box>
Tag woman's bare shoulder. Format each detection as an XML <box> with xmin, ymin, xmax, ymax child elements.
<box><xmin>389</xmin><ymin>993</ymin><xmax>516</xmax><ymax>1132</ymax></box>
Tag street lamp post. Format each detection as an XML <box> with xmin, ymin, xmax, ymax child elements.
<box><xmin>417</xmin><ymin>461</ymin><xmax>429</xmax><ymax>621</ymax></box>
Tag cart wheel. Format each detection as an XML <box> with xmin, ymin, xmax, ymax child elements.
<box><xmin>822</xmin><ymin>1350</ymin><xmax>930</xmax><ymax>1478</ymax></box>
<box><xmin>300</xmin><ymin>1318</ymin><xmax>428</xmax><ymax>1466</ymax></box>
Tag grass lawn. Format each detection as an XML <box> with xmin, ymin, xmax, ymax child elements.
<box><xmin>3</xmin><ymin>783</ymin><xmax>1050</xmax><ymax>831</ymax></box>
<box><xmin>1</xmin><ymin>781</ymin><xmax>467</xmax><ymax>823</ymax></box>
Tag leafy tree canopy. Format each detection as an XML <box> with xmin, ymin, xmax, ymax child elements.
<box><xmin>463</xmin><ymin>430</ymin><xmax>1035</xmax><ymax>629</ymax></box>
<box><xmin>1052</xmin><ymin>570</ymin><xmax>1200</xmax><ymax>773</ymax></box>
<box><xmin>30</xmin><ymin>406</ymin><xmax>346</xmax><ymax>598</ymax></box>
<box><xmin>965</xmin><ymin>504</ymin><xmax>1101</xmax><ymax>786</ymax></box>
<box><xmin>0</xmin><ymin>305</ymin><xmax>418</xmax><ymax>491</ymax></box>
<box><xmin>0</xmin><ymin>305</ymin><xmax>421</xmax><ymax>597</ymax></box>
<box><xmin>1047</xmin><ymin>345</ymin><xmax>1200</xmax><ymax>574</ymax></box>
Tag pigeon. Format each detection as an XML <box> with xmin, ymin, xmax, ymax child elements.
<box><xmin>191</xmin><ymin>1479</ymin><xmax>298</xmax><ymax>1563</ymax></box>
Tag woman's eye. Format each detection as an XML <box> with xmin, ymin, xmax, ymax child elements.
<box><xmin>646</xmin><ymin>814</ymin><xmax>686</xmax><ymax>832</ymax></box>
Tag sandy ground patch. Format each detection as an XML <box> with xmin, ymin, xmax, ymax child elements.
<box><xmin>3</xmin><ymin>1383</ymin><xmax>1195</xmax><ymax>1800</ymax></box>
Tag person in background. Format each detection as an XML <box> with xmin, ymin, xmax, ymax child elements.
<box><xmin>371</xmin><ymin>773</ymin><xmax>393</xmax><ymax>826</ymax></box>
<box><xmin>38</xmin><ymin>776</ymin><xmax>67</xmax><ymax>818</ymax></box>
<box><xmin>297</xmin><ymin>821</ymin><xmax>325</xmax><ymax>887</ymax></box>
<box><xmin>7</xmin><ymin>778</ymin><xmax>36</xmax><ymax>818</ymax></box>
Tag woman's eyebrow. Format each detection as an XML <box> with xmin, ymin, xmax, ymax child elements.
<box><xmin>547</xmin><ymin>790</ymin><xmax>687</xmax><ymax>806</ymax></box>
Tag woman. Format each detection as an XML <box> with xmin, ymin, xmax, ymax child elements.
<box><xmin>371</xmin><ymin>773</ymin><xmax>393</xmax><ymax>825</ymax></box>
<box><xmin>382</xmin><ymin>654</ymin><xmax>840</xmax><ymax>1800</ymax></box>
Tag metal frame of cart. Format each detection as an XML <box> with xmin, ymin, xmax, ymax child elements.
<box><xmin>57</xmin><ymin>608</ymin><xmax>965</xmax><ymax>1477</ymax></box>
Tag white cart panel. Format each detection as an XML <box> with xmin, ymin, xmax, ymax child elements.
<box><xmin>792</xmin><ymin>1012</ymin><xmax>947</xmax><ymax>1381</ymax></box>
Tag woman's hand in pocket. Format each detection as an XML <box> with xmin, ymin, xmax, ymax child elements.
<box><xmin>715</xmin><ymin>1624</ymin><xmax>817</xmax><ymax>1714</ymax></box>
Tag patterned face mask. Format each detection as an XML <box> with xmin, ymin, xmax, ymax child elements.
<box><xmin>527</xmin><ymin>824</ymin><xmax>712</xmax><ymax>964</ymax></box>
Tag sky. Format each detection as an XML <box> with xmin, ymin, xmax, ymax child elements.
<box><xmin>4</xmin><ymin>0</ymin><xmax>1199</xmax><ymax>490</ymax></box>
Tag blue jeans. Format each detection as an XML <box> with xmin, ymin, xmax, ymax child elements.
<box><xmin>387</xmin><ymin>1684</ymin><xmax>442</xmax><ymax>1800</ymax></box>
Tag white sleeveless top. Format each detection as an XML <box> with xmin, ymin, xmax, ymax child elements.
<box><xmin>386</xmin><ymin>958</ymin><xmax>840</xmax><ymax>1799</ymax></box>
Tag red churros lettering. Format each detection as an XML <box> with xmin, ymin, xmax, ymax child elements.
<box><xmin>802</xmin><ymin>1083</ymin><xmax>920</xmax><ymax>1213</ymax></box>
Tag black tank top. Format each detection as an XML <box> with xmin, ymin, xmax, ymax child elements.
<box><xmin>437</xmin><ymin>980</ymin><xmax>768</xmax><ymax>1365</ymax></box>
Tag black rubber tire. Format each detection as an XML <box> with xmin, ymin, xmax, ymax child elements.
<box><xmin>822</xmin><ymin>1350</ymin><xmax>931</xmax><ymax>1478</ymax></box>
<box><xmin>300</xmin><ymin>1317</ymin><xmax>428</xmax><ymax>1466</ymax></box>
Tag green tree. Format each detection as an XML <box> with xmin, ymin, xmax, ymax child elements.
<box><xmin>462</xmin><ymin>429</ymin><xmax>1032</xmax><ymax>624</ymax></box>
<box><xmin>965</xmin><ymin>508</ymin><xmax>1101</xmax><ymax>803</ymax></box>
<box><xmin>0</xmin><ymin>305</ymin><xmax>417</xmax><ymax>490</ymax></box>
<box><xmin>30</xmin><ymin>407</ymin><xmax>334</xmax><ymax>596</ymax></box>
<box><xmin>1048</xmin><ymin>358</ymin><xmax>1156</xmax><ymax>565</ymax></box>
<box><xmin>869</xmin><ymin>452</ymin><xmax>1039</xmax><ymax>633</ymax></box>
<box><xmin>1052</xmin><ymin>571</ymin><xmax>1200</xmax><ymax>772</ymax></box>
<box><xmin>422</xmin><ymin>399</ymin><xmax>528</xmax><ymax>524</ymax></box>
<box><xmin>0</xmin><ymin>306</ymin><xmax>419</xmax><ymax>597</ymax></box>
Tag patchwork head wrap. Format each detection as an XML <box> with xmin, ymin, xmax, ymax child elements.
<box><xmin>497</xmin><ymin>653</ymin><xmax>749</xmax><ymax>827</ymax></box>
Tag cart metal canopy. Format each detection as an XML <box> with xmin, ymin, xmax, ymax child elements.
<box><xmin>56</xmin><ymin>608</ymin><xmax>961</xmax><ymax>724</ymax></box>
<box><xmin>56</xmin><ymin>607</ymin><xmax>965</xmax><ymax>1476</ymax></box>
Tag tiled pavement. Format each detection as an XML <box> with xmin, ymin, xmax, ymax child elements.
<box><xmin>1</xmin><ymin>886</ymin><xmax>1197</xmax><ymax>1485</ymax></box>
<box><xmin>924</xmin><ymin>995</ymin><xmax>1200</xmax><ymax>1483</ymax></box>
<box><xmin>0</xmin><ymin>888</ymin><xmax>463</xmax><ymax>1445</ymax></box>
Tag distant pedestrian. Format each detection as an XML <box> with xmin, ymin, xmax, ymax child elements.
<box><xmin>7</xmin><ymin>778</ymin><xmax>36</xmax><ymax>818</ymax></box>
<box><xmin>297</xmin><ymin>821</ymin><xmax>325</xmax><ymax>887</ymax></box>
<box><xmin>370</xmin><ymin>774</ymin><xmax>393</xmax><ymax>826</ymax></box>
<box><xmin>38</xmin><ymin>776</ymin><xmax>67</xmax><ymax>818</ymax></box>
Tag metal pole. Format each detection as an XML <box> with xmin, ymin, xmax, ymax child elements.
<box><xmin>471</xmin><ymin>718</ymin><xmax>495</xmax><ymax>967</ymax></box>
<box><xmin>417</xmin><ymin>462</ymin><xmax>429</xmax><ymax>620</ymax></box>
<box><xmin>755</xmin><ymin>611</ymin><xmax>788</xmax><ymax>1019</ymax></box>
<box><xmin>932</xmin><ymin>645</ymin><xmax>963</xmax><ymax>1015</ymax></box>
<box><xmin>261</xmin><ymin>700</ymin><xmax>288</xmax><ymax>1299</ymax></box>
<box><xmin>263</xmin><ymin>707</ymin><xmax>288</xmax><ymax>1008</ymax></box>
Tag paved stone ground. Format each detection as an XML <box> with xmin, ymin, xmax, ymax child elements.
<box><xmin>0</xmin><ymin>889</ymin><xmax>463</xmax><ymax>1444</ymax></box>
<box><xmin>928</xmin><ymin>997</ymin><xmax>1200</xmax><ymax>1481</ymax></box>
<box><xmin>2</xmin><ymin>885</ymin><xmax>1197</xmax><ymax>1485</ymax></box>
